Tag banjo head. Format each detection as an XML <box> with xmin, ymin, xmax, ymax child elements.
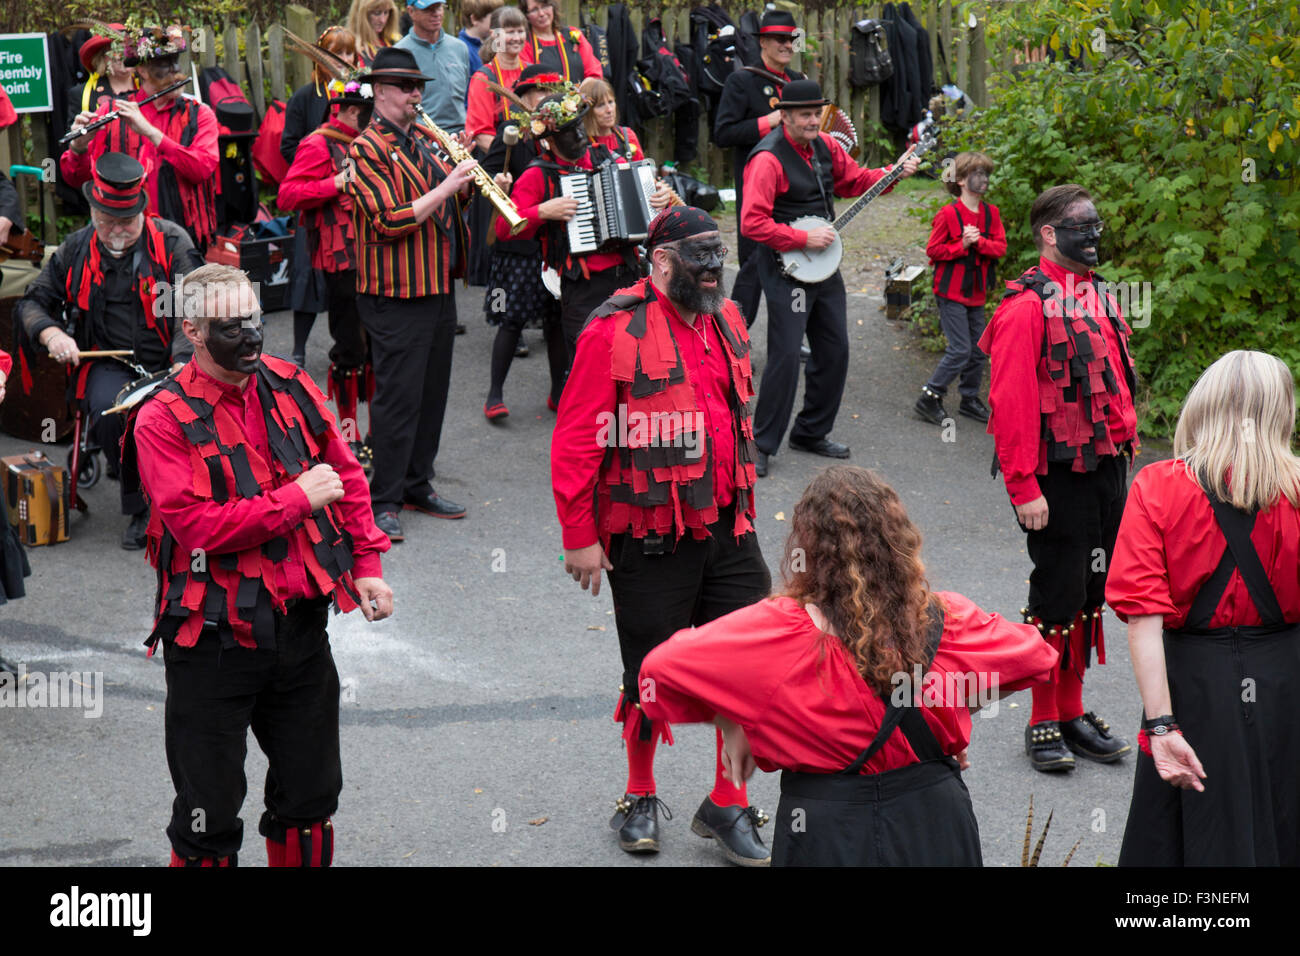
<box><xmin>780</xmin><ymin>216</ymin><xmax>843</xmax><ymax>283</ymax></box>
<box><xmin>109</xmin><ymin>369</ymin><xmax>174</xmax><ymax>414</ymax></box>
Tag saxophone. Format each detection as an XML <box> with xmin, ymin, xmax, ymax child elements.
<box><xmin>413</xmin><ymin>104</ymin><xmax>527</xmax><ymax>236</ymax></box>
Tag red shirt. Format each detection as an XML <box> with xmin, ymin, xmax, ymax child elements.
<box><xmin>499</xmin><ymin>152</ymin><xmax>625</xmax><ymax>273</ymax></box>
<box><xmin>741</xmin><ymin>128</ymin><xmax>892</xmax><ymax>252</ymax></box>
<box><xmin>1107</xmin><ymin>458</ymin><xmax>1300</xmax><ymax>629</ymax></box>
<box><xmin>593</xmin><ymin>128</ymin><xmax>643</xmax><ymax>160</ymax></box>
<box><xmin>519</xmin><ymin>29</ymin><xmax>604</xmax><ymax>80</ymax></box>
<box><xmin>133</xmin><ymin>361</ymin><xmax>388</xmax><ymax>598</ymax></box>
<box><xmin>552</xmin><ymin>279</ymin><xmax>739</xmax><ymax>551</ymax></box>
<box><xmin>60</xmin><ymin>92</ymin><xmax>219</xmax><ymax>218</ymax></box>
<box><xmin>926</xmin><ymin>200</ymin><xmax>1007</xmax><ymax>307</ymax></box>
<box><xmin>983</xmin><ymin>256</ymin><xmax>1139</xmax><ymax>506</ymax></box>
<box><xmin>466</xmin><ymin>63</ymin><xmax>523</xmax><ymax>141</ymax></box>
<box><xmin>640</xmin><ymin>593</ymin><xmax>1058</xmax><ymax>773</ymax></box>
<box><xmin>276</xmin><ymin>118</ymin><xmax>358</xmax><ymax>272</ymax></box>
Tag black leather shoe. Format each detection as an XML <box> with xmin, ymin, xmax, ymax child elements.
<box><xmin>609</xmin><ymin>794</ymin><xmax>671</xmax><ymax>853</ymax></box>
<box><xmin>1025</xmin><ymin>721</ymin><xmax>1075</xmax><ymax>772</ymax></box>
<box><xmin>121</xmin><ymin>511</ymin><xmax>149</xmax><ymax>551</ymax></box>
<box><xmin>455</xmin><ymin>323</ymin><xmax>467</xmax><ymax>335</ymax></box>
<box><xmin>914</xmin><ymin>386</ymin><xmax>948</xmax><ymax>425</ymax></box>
<box><xmin>514</xmin><ymin>341</ymin><xmax>529</xmax><ymax>358</ymax></box>
<box><xmin>959</xmin><ymin>396</ymin><xmax>991</xmax><ymax>423</ymax></box>
<box><xmin>404</xmin><ymin>493</ymin><xmax>467</xmax><ymax>519</ymax></box>
<box><xmin>788</xmin><ymin>436</ymin><xmax>851</xmax><ymax>459</ymax></box>
<box><xmin>691</xmin><ymin>798</ymin><xmax>771</xmax><ymax>867</ymax></box>
<box><xmin>1060</xmin><ymin>712</ymin><xmax>1132</xmax><ymax>763</ymax></box>
<box><xmin>755</xmin><ymin>451</ymin><xmax>769</xmax><ymax>477</ymax></box>
<box><xmin>374</xmin><ymin>511</ymin><xmax>404</xmax><ymax>542</ymax></box>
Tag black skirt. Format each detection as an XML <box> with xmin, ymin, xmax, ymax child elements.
<box><xmin>773</xmin><ymin>758</ymin><xmax>983</xmax><ymax>866</ymax></box>
<box><xmin>483</xmin><ymin>248</ymin><xmax>560</xmax><ymax>331</ymax></box>
<box><xmin>1119</xmin><ymin>624</ymin><xmax>1300</xmax><ymax>866</ymax></box>
<box><xmin>0</xmin><ymin>479</ymin><xmax>31</xmax><ymax>606</ymax></box>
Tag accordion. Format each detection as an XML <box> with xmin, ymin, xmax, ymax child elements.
<box><xmin>560</xmin><ymin>159</ymin><xmax>658</xmax><ymax>254</ymax></box>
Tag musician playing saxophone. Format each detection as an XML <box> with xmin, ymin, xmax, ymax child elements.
<box><xmin>62</xmin><ymin>23</ymin><xmax>219</xmax><ymax>251</ymax></box>
<box><xmin>345</xmin><ymin>48</ymin><xmax>479</xmax><ymax>543</ymax></box>
<box><xmin>495</xmin><ymin>87</ymin><xmax>673</xmax><ymax>374</ymax></box>
<box><xmin>743</xmin><ymin>80</ymin><xmax>919</xmax><ymax>478</ymax></box>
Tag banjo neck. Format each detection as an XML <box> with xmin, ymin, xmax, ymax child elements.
<box><xmin>831</xmin><ymin>144</ymin><xmax>916</xmax><ymax>232</ymax></box>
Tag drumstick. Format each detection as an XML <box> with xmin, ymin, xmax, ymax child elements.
<box><xmin>101</xmin><ymin>402</ymin><xmax>134</xmax><ymax>416</ymax></box>
<box><xmin>76</xmin><ymin>350</ymin><xmax>135</xmax><ymax>358</ymax></box>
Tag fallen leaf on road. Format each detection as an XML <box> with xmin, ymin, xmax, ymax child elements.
<box><xmin>587</xmin><ymin>625</ymin><xmax>606</xmax><ymax>631</ymax></box>
<box><xmin>852</xmin><ymin>414</ymin><xmax>860</xmax><ymax>419</ymax></box>
<box><xmin>774</xmin><ymin>511</ymin><xmax>786</xmax><ymax>521</ymax></box>
<box><xmin>402</xmin><ymin>850</ymin><xmax>416</xmax><ymax>858</ymax></box>
<box><xmin>528</xmin><ymin>816</ymin><xmax>549</xmax><ymax>826</ymax></box>
<box><xmin>474</xmin><ymin>788</ymin><xmax>483</xmax><ymax>794</ymax></box>
<box><xmin>857</xmin><ymin>319</ymin><xmax>864</xmax><ymax>325</ymax></box>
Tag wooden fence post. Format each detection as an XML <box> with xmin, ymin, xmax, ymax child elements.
<box><xmin>267</xmin><ymin>24</ymin><xmax>288</xmax><ymax>102</ymax></box>
<box><xmin>940</xmin><ymin>1</ymin><xmax>952</xmax><ymax>89</ymax></box>
<box><xmin>285</xmin><ymin>6</ymin><xmax>319</xmax><ymax>92</ymax></box>
<box><xmin>970</xmin><ymin>3</ymin><xmax>986</xmax><ymax>108</ymax></box>
<box><xmin>246</xmin><ymin>22</ymin><xmax>266</xmax><ymax>113</ymax></box>
<box><xmin>224</xmin><ymin>21</ymin><xmax>245</xmax><ymax>87</ymax></box>
<box><xmin>199</xmin><ymin>26</ymin><xmax>217</xmax><ymax>70</ymax></box>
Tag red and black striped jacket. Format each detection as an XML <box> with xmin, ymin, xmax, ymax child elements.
<box><xmin>926</xmin><ymin>199</ymin><xmax>1007</xmax><ymax>307</ymax></box>
<box><xmin>346</xmin><ymin>115</ymin><xmax>468</xmax><ymax>297</ymax></box>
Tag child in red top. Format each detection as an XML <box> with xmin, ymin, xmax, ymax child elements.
<box><xmin>641</xmin><ymin>466</ymin><xmax>1057</xmax><ymax>865</ymax></box>
<box><xmin>915</xmin><ymin>151</ymin><xmax>1006</xmax><ymax>426</ymax></box>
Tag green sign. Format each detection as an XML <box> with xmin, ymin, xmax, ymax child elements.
<box><xmin>0</xmin><ymin>33</ymin><xmax>53</xmax><ymax>113</ymax></box>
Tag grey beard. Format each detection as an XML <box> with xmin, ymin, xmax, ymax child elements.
<box><xmin>668</xmin><ymin>268</ymin><xmax>724</xmax><ymax>315</ymax></box>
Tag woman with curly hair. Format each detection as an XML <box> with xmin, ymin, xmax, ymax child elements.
<box><xmin>1109</xmin><ymin>351</ymin><xmax>1300</xmax><ymax>865</ymax></box>
<box><xmin>347</xmin><ymin>0</ymin><xmax>401</xmax><ymax>64</ymax></box>
<box><xmin>640</xmin><ymin>466</ymin><xmax>1058</xmax><ymax>865</ymax></box>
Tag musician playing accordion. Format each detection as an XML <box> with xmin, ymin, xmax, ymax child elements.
<box><xmin>13</xmin><ymin>153</ymin><xmax>203</xmax><ymax>549</ymax></box>
<box><xmin>497</xmin><ymin>85</ymin><xmax>674</xmax><ymax>372</ymax></box>
<box><xmin>742</xmin><ymin>80</ymin><xmax>918</xmax><ymax>478</ymax></box>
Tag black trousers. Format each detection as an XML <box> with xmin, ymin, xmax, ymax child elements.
<box><xmin>323</xmin><ymin>269</ymin><xmax>367</xmax><ymax>370</ymax></box>
<box><xmin>752</xmin><ymin>250</ymin><xmax>850</xmax><ymax>455</ymax></box>
<box><xmin>1023</xmin><ymin>454</ymin><xmax>1129</xmax><ymax>624</ymax></box>
<box><xmin>83</xmin><ymin>360</ymin><xmax>146</xmax><ymax>515</ymax></box>
<box><xmin>927</xmin><ymin>296</ymin><xmax>987</xmax><ymax>398</ymax></box>
<box><xmin>162</xmin><ymin>599</ymin><xmax>341</xmax><ymax>859</ymax></box>
<box><xmin>729</xmin><ymin>167</ymin><xmax>763</xmax><ymax>327</ymax></box>
<box><xmin>358</xmin><ymin>291</ymin><xmax>456</xmax><ymax>514</ymax></box>
<box><xmin>606</xmin><ymin>510</ymin><xmax>771</xmax><ymax>695</ymax></box>
<box><xmin>560</xmin><ymin>264</ymin><xmax>639</xmax><ymax>368</ymax></box>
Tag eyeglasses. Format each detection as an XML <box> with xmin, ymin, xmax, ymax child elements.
<box><xmin>668</xmin><ymin>244</ymin><xmax>728</xmax><ymax>265</ymax></box>
<box><xmin>1054</xmin><ymin>220</ymin><xmax>1105</xmax><ymax>235</ymax></box>
<box><xmin>382</xmin><ymin>79</ymin><xmax>424</xmax><ymax>93</ymax></box>
<box><xmin>766</xmin><ymin>37</ymin><xmax>795</xmax><ymax>46</ymax></box>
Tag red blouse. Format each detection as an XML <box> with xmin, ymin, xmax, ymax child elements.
<box><xmin>1107</xmin><ymin>458</ymin><xmax>1300</xmax><ymax>629</ymax></box>
<box><xmin>593</xmin><ymin>127</ymin><xmax>643</xmax><ymax>161</ymax></box>
<box><xmin>466</xmin><ymin>63</ymin><xmax>523</xmax><ymax>142</ymax></box>
<box><xmin>640</xmin><ymin>593</ymin><xmax>1058</xmax><ymax>774</ymax></box>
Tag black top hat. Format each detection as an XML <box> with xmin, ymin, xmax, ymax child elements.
<box><xmin>83</xmin><ymin>152</ymin><xmax>148</xmax><ymax>217</ymax></box>
<box><xmin>758</xmin><ymin>10</ymin><xmax>799</xmax><ymax>37</ymax></box>
<box><xmin>515</xmin><ymin>64</ymin><xmax>560</xmax><ymax>97</ymax></box>
<box><xmin>358</xmin><ymin>47</ymin><xmax>433</xmax><ymax>84</ymax></box>
<box><xmin>775</xmin><ymin>79</ymin><xmax>830</xmax><ymax>109</ymax></box>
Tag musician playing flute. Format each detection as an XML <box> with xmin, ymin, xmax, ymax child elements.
<box><xmin>62</xmin><ymin>24</ymin><xmax>219</xmax><ymax>252</ymax></box>
<box><xmin>744</xmin><ymin>80</ymin><xmax>919</xmax><ymax>478</ymax></box>
<box><xmin>14</xmin><ymin>154</ymin><xmax>203</xmax><ymax>550</ymax></box>
<box><xmin>345</xmin><ymin>47</ymin><xmax>478</xmax><ymax>543</ymax></box>
<box><xmin>498</xmin><ymin>85</ymin><xmax>673</xmax><ymax>373</ymax></box>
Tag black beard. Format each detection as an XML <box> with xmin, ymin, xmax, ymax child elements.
<box><xmin>668</xmin><ymin>263</ymin><xmax>724</xmax><ymax>315</ymax></box>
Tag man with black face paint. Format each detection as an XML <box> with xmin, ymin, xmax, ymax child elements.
<box><xmin>979</xmin><ymin>183</ymin><xmax>1136</xmax><ymax>774</ymax></box>
<box><xmin>15</xmin><ymin>152</ymin><xmax>203</xmax><ymax>550</ymax></box>
<box><xmin>125</xmin><ymin>263</ymin><xmax>392</xmax><ymax>867</ymax></box>
<box><xmin>502</xmin><ymin>88</ymin><xmax>673</xmax><ymax>372</ymax></box>
<box><xmin>552</xmin><ymin>206</ymin><xmax>772</xmax><ymax>866</ymax></box>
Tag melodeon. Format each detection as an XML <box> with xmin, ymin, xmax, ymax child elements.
<box><xmin>560</xmin><ymin>158</ymin><xmax>659</xmax><ymax>253</ymax></box>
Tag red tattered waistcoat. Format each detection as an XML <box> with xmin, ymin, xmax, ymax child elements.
<box><xmin>592</xmin><ymin>279</ymin><xmax>759</xmax><ymax>545</ymax></box>
<box><xmin>123</xmin><ymin>357</ymin><xmax>362</xmax><ymax>650</ymax></box>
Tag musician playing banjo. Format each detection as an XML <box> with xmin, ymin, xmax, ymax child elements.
<box><xmin>62</xmin><ymin>23</ymin><xmax>220</xmax><ymax>252</ymax></box>
<box><xmin>14</xmin><ymin>153</ymin><xmax>204</xmax><ymax>550</ymax></box>
<box><xmin>743</xmin><ymin>79</ymin><xmax>919</xmax><ymax>477</ymax></box>
<box><xmin>498</xmin><ymin>84</ymin><xmax>673</xmax><ymax>373</ymax></box>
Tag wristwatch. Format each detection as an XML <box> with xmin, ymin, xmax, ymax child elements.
<box><xmin>1141</xmin><ymin>713</ymin><xmax>1178</xmax><ymax>735</ymax></box>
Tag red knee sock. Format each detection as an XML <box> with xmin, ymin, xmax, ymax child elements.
<box><xmin>1030</xmin><ymin>680</ymin><xmax>1059</xmax><ymax>724</ymax></box>
<box><xmin>709</xmin><ymin>726</ymin><xmax>748</xmax><ymax>808</ymax></box>
<box><xmin>1055</xmin><ymin>635</ymin><xmax>1086</xmax><ymax>722</ymax></box>
<box><xmin>626</xmin><ymin>735</ymin><xmax>658</xmax><ymax>795</ymax></box>
<box><xmin>266</xmin><ymin>821</ymin><xmax>334</xmax><ymax>867</ymax></box>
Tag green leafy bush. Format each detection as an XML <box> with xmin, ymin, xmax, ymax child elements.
<box><xmin>924</xmin><ymin>0</ymin><xmax>1300</xmax><ymax>436</ymax></box>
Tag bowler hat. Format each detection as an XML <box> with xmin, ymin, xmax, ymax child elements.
<box><xmin>358</xmin><ymin>47</ymin><xmax>433</xmax><ymax>84</ymax></box>
<box><xmin>775</xmin><ymin>79</ymin><xmax>830</xmax><ymax>109</ymax></box>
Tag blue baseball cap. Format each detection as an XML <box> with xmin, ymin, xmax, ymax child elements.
<box><xmin>408</xmin><ymin>0</ymin><xmax>446</xmax><ymax>8</ymax></box>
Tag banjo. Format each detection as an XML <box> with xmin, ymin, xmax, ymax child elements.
<box><xmin>778</xmin><ymin>119</ymin><xmax>939</xmax><ymax>283</ymax></box>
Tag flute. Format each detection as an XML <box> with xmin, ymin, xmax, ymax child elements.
<box><xmin>412</xmin><ymin>104</ymin><xmax>527</xmax><ymax>236</ymax></box>
<box><xmin>59</xmin><ymin>77</ymin><xmax>193</xmax><ymax>145</ymax></box>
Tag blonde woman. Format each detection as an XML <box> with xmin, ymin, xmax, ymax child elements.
<box><xmin>347</xmin><ymin>0</ymin><xmax>401</xmax><ymax>63</ymax></box>
<box><xmin>578</xmin><ymin>77</ymin><xmax>642</xmax><ymax>162</ymax></box>
<box><xmin>1108</xmin><ymin>350</ymin><xmax>1300</xmax><ymax>865</ymax></box>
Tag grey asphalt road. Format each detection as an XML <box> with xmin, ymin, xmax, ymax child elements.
<box><xmin>0</xmin><ymin>269</ymin><xmax>1151</xmax><ymax>867</ymax></box>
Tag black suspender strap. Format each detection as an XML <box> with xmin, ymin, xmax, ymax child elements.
<box><xmin>1196</xmin><ymin>489</ymin><xmax>1285</xmax><ymax>627</ymax></box>
<box><xmin>840</xmin><ymin>601</ymin><xmax>948</xmax><ymax>774</ymax></box>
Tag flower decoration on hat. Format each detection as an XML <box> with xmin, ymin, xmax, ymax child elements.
<box><xmin>527</xmin><ymin>82</ymin><xmax>588</xmax><ymax>137</ymax></box>
<box><xmin>284</xmin><ymin>29</ymin><xmax>373</xmax><ymax>104</ymax></box>
<box><xmin>122</xmin><ymin>21</ymin><xmax>188</xmax><ymax>65</ymax></box>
